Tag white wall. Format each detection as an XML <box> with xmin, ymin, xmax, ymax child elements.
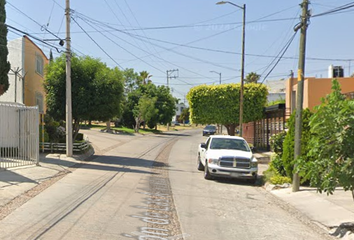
<box><xmin>0</xmin><ymin>37</ymin><xmax>24</xmax><ymax>103</ymax></box>
<box><xmin>268</xmin><ymin>93</ymin><xmax>285</xmax><ymax>103</ymax></box>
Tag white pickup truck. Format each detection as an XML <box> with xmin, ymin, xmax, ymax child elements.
<box><xmin>197</xmin><ymin>135</ymin><xmax>258</xmax><ymax>183</ymax></box>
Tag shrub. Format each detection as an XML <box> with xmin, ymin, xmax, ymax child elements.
<box><xmin>264</xmin><ymin>157</ymin><xmax>291</xmax><ymax>185</ymax></box>
<box><xmin>75</xmin><ymin>133</ymin><xmax>84</xmax><ymax>141</ymax></box>
<box><xmin>282</xmin><ymin>109</ymin><xmax>313</xmax><ymax>179</ymax></box>
<box><xmin>270</xmin><ymin>131</ymin><xmax>286</xmax><ymax>157</ymax></box>
<box><xmin>270</xmin><ymin>175</ymin><xmax>291</xmax><ymax>185</ymax></box>
<box><xmin>264</xmin><ymin>154</ymin><xmax>286</xmax><ymax>182</ymax></box>
<box><xmin>270</xmin><ymin>154</ymin><xmax>286</xmax><ymax>176</ymax></box>
<box><xmin>297</xmin><ymin>79</ymin><xmax>354</xmax><ymax>194</ymax></box>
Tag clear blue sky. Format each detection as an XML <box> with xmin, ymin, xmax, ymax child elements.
<box><xmin>5</xmin><ymin>0</ymin><xmax>354</xmax><ymax>102</ymax></box>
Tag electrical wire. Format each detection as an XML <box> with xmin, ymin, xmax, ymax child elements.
<box><xmin>6</xmin><ymin>24</ymin><xmax>64</xmax><ymax>53</ymax></box>
<box><xmin>50</xmin><ymin>0</ymin><xmax>65</xmax><ymax>10</ymax></box>
<box><xmin>122</xmin><ymin>0</ymin><xmax>171</xmax><ymax>70</ymax></box>
<box><xmin>312</xmin><ymin>2</ymin><xmax>354</xmax><ymax>17</ymax></box>
<box><xmin>109</xmin><ymin>0</ymin><xmax>170</xmax><ymax>71</ymax></box>
<box><xmin>71</xmin><ymin>18</ymin><xmax>124</xmax><ymax>69</ymax></box>
<box><xmin>73</xmin><ymin>7</ymin><xmax>354</xmax><ymax>65</ymax></box>
<box><xmin>7</xmin><ymin>2</ymin><xmax>63</xmax><ymax>42</ymax></box>
<box><xmin>258</xmin><ymin>31</ymin><xmax>298</xmax><ymax>85</ymax></box>
<box><xmin>7</xmin><ymin>1</ymin><xmax>87</xmax><ymax>58</ymax></box>
<box><xmin>73</xmin><ymin>16</ymin><xmax>167</xmax><ymax>73</ymax></box>
<box><xmin>75</xmin><ymin>15</ymin><xmax>232</xmax><ymax>82</ymax></box>
<box><xmin>46</xmin><ymin>1</ymin><xmax>55</xmax><ymax>27</ymax></box>
<box><xmin>77</xmin><ymin>14</ymin><xmax>240</xmax><ymax>72</ymax></box>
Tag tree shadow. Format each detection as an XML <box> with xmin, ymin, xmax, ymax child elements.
<box><xmin>40</xmin><ymin>153</ymin><xmax>169</xmax><ymax>175</ymax></box>
<box><xmin>154</xmin><ymin>132</ymin><xmax>191</xmax><ymax>137</ymax></box>
<box><xmin>0</xmin><ymin>170</ymin><xmax>38</xmax><ymax>187</ymax></box>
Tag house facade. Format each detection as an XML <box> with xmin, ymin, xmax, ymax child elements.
<box><xmin>285</xmin><ymin>76</ymin><xmax>354</xmax><ymax>116</ymax></box>
<box><xmin>0</xmin><ymin>36</ymin><xmax>48</xmax><ymax>113</ymax></box>
<box><xmin>172</xmin><ymin>102</ymin><xmax>187</xmax><ymax>122</ymax></box>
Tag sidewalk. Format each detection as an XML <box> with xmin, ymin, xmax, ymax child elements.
<box><xmin>254</xmin><ymin>151</ymin><xmax>354</xmax><ymax>239</ymax></box>
<box><xmin>0</xmin><ymin>151</ymin><xmax>92</xmax><ymax>210</ymax></box>
<box><xmin>1</xmin><ymin>147</ymin><xmax>354</xmax><ymax>238</ymax></box>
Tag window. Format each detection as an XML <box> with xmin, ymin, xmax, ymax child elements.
<box><xmin>36</xmin><ymin>92</ymin><xmax>44</xmax><ymax>113</ymax></box>
<box><xmin>36</xmin><ymin>54</ymin><xmax>44</xmax><ymax>75</ymax></box>
<box><xmin>210</xmin><ymin>138</ymin><xmax>250</xmax><ymax>151</ymax></box>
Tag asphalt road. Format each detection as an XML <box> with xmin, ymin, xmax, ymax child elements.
<box><xmin>0</xmin><ymin>129</ymin><xmax>332</xmax><ymax>240</ymax></box>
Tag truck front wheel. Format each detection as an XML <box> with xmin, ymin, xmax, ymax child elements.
<box><xmin>197</xmin><ymin>155</ymin><xmax>204</xmax><ymax>171</ymax></box>
<box><xmin>204</xmin><ymin>162</ymin><xmax>213</xmax><ymax>180</ymax></box>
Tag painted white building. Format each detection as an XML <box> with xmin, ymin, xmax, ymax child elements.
<box><xmin>1</xmin><ymin>38</ymin><xmax>25</xmax><ymax>103</ymax></box>
<box><xmin>172</xmin><ymin>102</ymin><xmax>187</xmax><ymax>122</ymax></box>
<box><xmin>265</xmin><ymin>79</ymin><xmax>286</xmax><ymax>103</ymax></box>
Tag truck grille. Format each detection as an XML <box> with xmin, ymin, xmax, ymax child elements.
<box><xmin>219</xmin><ymin>157</ymin><xmax>250</xmax><ymax>169</ymax></box>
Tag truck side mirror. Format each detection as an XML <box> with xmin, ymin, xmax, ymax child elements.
<box><xmin>200</xmin><ymin>143</ymin><xmax>207</xmax><ymax>149</ymax></box>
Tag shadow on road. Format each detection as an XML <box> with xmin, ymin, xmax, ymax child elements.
<box><xmin>41</xmin><ymin>154</ymin><xmax>171</xmax><ymax>176</ymax></box>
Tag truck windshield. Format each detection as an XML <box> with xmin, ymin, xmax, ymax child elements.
<box><xmin>210</xmin><ymin>138</ymin><xmax>250</xmax><ymax>152</ymax></box>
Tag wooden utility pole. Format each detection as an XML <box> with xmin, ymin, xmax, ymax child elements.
<box><xmin>166</xmin><ymin>69</ymin><xmax>178</xmax><ymax>131</ymax></box>
<box><xmin>239</xmin><ymin>3</ymin><xmax>246</xmax><ymax>137</ymax></box>
<box><xmin>293</xmin><ymin>0</ymin><xmax>310</xmax><ymax>192</ymax></box>
<box><xmin>66</xmin><ymin>0</ymin><xmax>73</xmax><ymax>157</ymax></box>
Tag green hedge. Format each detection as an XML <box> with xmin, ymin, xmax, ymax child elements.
<box><xmin>282</xmin><ymin>109</ymin><xmax>313</xmax><ymax>180</ymax></box>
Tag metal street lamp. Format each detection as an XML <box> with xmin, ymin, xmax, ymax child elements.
<box><xmin>216</xmin><ymin>1</ymin><xmax>246</xmax><ymax>137</ymax></box>
<box><xmin>210</xmin><ymin>71</ymin><xmax>222</xmax><ymax>84</ymax></box>
<box><xmin>210</xmin><ymin>71</ymin><xmax>222</xmax><ymax>134</ymax></box>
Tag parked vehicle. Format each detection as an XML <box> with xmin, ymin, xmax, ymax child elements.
<box><xmin>171</xmin><ymin>121</ymin><xmax>180</xmax><ymax>126</ymax></box>
<box><xmin>202</xmin><ymin>125</ymin><xmax>217</xmax><ymax>136</ymax></box>
<box><xmin>197</xmin><ymin>135</ymin><xmax>258</xmax><ymax>183</ymax></box>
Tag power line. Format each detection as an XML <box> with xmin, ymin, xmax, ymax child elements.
<box><xmin>74</xmin><ymin>16</ymin><xmax>168</xmax><ymax>73</ymax></box>
<box><xmin>75</xmin><ymin>15</ymin><xmax>224</xmax><ymax>83</ymax></box>
<box><xmin>122</xmin><ymin>0</ymin><xmax>171</xmax><ymax>70</ymax></box>
<box><xmin>71</xmin><ymin>18</ymin><xmax>124</xmax><ymax>69</ymax></box>
<box><xmin>312</xmin><ymin>2</ymin><xmax>354</xmax><ymax>17</ymax></box>
<box><xmin>7</xmin><ymin>2</ymin><xmax>63</xmax><ymax>42</ymax></box>
<box><xmin>259</xmin><ymin>31</ymin><xmax>298</xmax><ymax>85</ymax></box>
<box><xmin>74</xmin><ymin>11</ymin><xmax>354</xmax><ymax>64</ymax></box>
<box><xmin>77</xmin><ymin>14</ymin><xmax>240</xmax><ymax>72</ymax></box>
<box><xmin>5</xmin><ymin>24</ymin><xmax>64</xmax><ymax>53</ymax></box>
<box><xmin>113</xmin><ymin>27</ymin><xmax>354</xmax><ymax>63</ymax></box>
<box><xmin>50</xmin><ymin>0</ymin><xmax>65</xmax><ymax>10</ymax></box>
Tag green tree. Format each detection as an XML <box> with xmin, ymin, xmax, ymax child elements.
<box><xmin>123</xmin><ymin>68</ymin><xmax>140</xmax><ymax>93</ymax></box>
<box><xmin>297</xmin><ymin>79</ymin><xmax>354</xmax><ymax>197</ymax></box>
<box><xmin>187</xmin><ymin>83</ymin><xmax>268</xmax><ymax>135</ymax></box>
<box><xmin>122</xmin><ymin>83</ymin><xmax>176</xmax><ymax>130</ymax></box>
<box><xmin>122</xmin><ymin>89</ymin><xmax>140</xmax><ymax>128</ymax></box>
<box><xmin>49</xmin><ymin>50</ymin><xmax>54</xmax><ymax>63</ymax></box>
<box><xmin>133</xmin><ymin>95</ymin><xmax>157</xmax><ymax>133</ymax></box>
<box><xmin>153</xmin><ymin>85</ymin><xmax>176</xmax><ymax>127</ymax></box>
<box><xmin>92</xmin><ymin>66</ymin><xmax>124</xmax><ymax>132</ymax></box>
<box><xmin>139</xmin><ymin>70</ymin><xmax>152</xmax><ymax>85</ymax></box>
<box><xmin>180</xmin><ymin>107</ymin><xmax>190</xmax><ymax>125</ymax></box>
<box><xmin>0</xmin><ymin>0</ymin><xmax>10</xmax><ymax>95</ymax></box>
<box><xmin>44</xmin><ymin>54</ymin><xmax>124</xmax><ymax>140</ymax></box>
<box><xmin>245</xmin><ymin>72</ymin><xmax>260</xmax><ymax>84</ymax></box>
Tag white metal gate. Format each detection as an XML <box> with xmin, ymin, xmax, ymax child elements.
<box><xmin>0</xmin><ymin>102</ymin><xmax>39</xmax><ymax>169</ymax></box>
